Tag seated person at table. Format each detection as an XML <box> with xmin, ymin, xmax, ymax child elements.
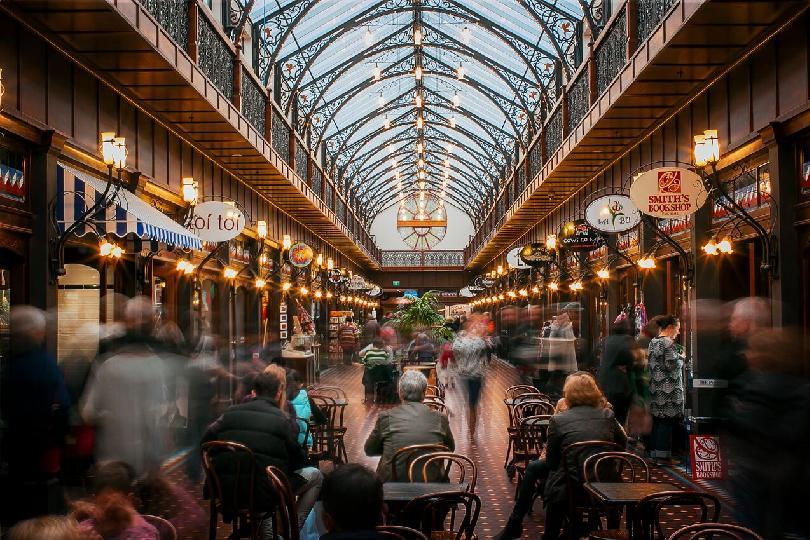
<box><xmin>320</xmin><ymin>464</ymin><xmax>387</xmax><ymax>540</ymax></box>
<box><xmin>202</xmin><ymin>368</ymin><xmax>322</xmax><ymax>527</ymax></box>
<box><xmin>287</xmin><ymin>369</ymin><xmax>313</xmax><ymax>448</ymax></box>
<box><xmin>494</xmin><ymin>372</ymin><xmax>627</xmax><ymax>540</ymax></box>
<box><xmin>364</xmin><ymin>370</ymin><xmax>454</xmax><ymax>481</ymax></box>
<box><xmin>361</xmin><ymin>338</ymin><xmax>395</xmax><ymax>401</ymax></box>
<box><xmin>70</xmin><ymin>460</ymin><xmax>159</xmax><ymax>539</ymax></box>
<box><xmin>408</xmin><ymin>333</ymin><xmax>435</xmax><ymax>364</ymax></box>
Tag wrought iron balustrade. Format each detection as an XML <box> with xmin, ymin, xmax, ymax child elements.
<box><xmin>311</xmin><ymin>167</ymin><xmax>323</xmax><ymax>198</ymax></box>
<box><xmin>529</xmin><ymin>138</ymin><xmax>542</xmax><ymax>180</ymax></box>
<box><xmin>241</xmin><ymin>68</ymin><xmax>265</xmax><ymax>134</ymax></box>
<box><xmin>295</xmin><ymin>147</ymin><xmax>308</xmax><ymax>182</ymax></box>
<box><xmin>567</xmin><ymin>70</ymin><xmax>590</xmax><ymax>132</ymax></box>
<box><xmin>595</xmin><ymin>5</ymin><xmax>627</xmax><ymax>96</ymax></box>
<box><xmin>517</xmin><ymin>164</ymin><xmax>526</xmax><ymax>197</ymax></box>
<box><xmin>324</xmin><ymin>182</ymin><xmax>334</xmax><ymax>210</ymax></box>
<box><xmin>140</xmin><ymin>0</ymin><xmax>188</xmax><ymax>51</ymax></box>
<box><xmin>198</xmin><ymin>13</ymin><xmax>233</xmax><ymax>100</ymax></box>
<box><xmin>544</xmin><ymin>105</ymin><xmax>563</xmax><ymax>157</ymax></box>
<box><xmin>637</xmin><ymin>0</ymin><xmax>677</xmax><ymax>46</ymax></box>
<box><xmin>271</xmin><ymin>109</ymin><xmax>290</xmax><ymax>163</ymax></box>
<box><xmin>382</xmin><ymin>250</ymin><xmax>465</xmax><ymax>268</ymax></box>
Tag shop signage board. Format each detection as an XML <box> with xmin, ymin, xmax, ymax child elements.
<box><xmin>392</xmin><ymin>280</ymin><xmax>401</xmax><ymax>287</ymax></box>
<box><xmin>506</xmin><ymin>246</ymin><xmax>531</xmax><ymax>269</ymax></box>
<box><xmin>630</xmin><ymin>167</ymin><xmax>708</xmax><ymax>218</ymax></box>
<box><xmin>689</xmin><ymin>435</ymin><xmax>724</xmax><ymax>480</ymax></box>
<box><xmin>368</xmin><ymin>286</ymin><xmax>382</xmax><ymax>297</ymax></box>
<box><xmin>288</xmin><ymin>242</ymin><xmax>314</xmax><ymax>268</ymax></box>
<box><xmin>403</xmin><ymin>289</ymin><xmax>419</xmax><ymax>298</ymax></box>
<box><xmin>558</xmin><ymin>220</ymin><xmax>604</xmax><ymax>252</ymax></box>
<box><xmin>585</xmin><ymin>194</ymin><xmax>642</xmax><ymax>233</ymax></box>
<box><xmin>328</xmin><ymin>269</ymin><xmax>343</xmax><ymax>284</ymax></box>
<box><xmin>348</xmin><ymin>275</ymin><xmax>366</xmax><ymax>290</ymax></box>
<box><xmin>188</xmin><ymin>201</ymin><xmax>245</xmax><ymax>242</ymax></box>
<box><xmin>519</xmin><ymin>243</ymin><xmax>555</xmax><ymax>266</ymax></box>
<box><xmin>481</xmin><ymin>277</ymin><xmax>496</xmax><ymax>288</ymax></box>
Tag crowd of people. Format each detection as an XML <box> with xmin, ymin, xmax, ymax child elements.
<box><xmin>1</xmin><ymin>294</ymin><xmax>807</xmax><ymax>540</ymax></box>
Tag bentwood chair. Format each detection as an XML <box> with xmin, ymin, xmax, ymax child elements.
<box><xmin>668</xmin><ymin>523</ymin><xmax>762</xmax><ymax>540</ymax></box>
<box><xmin>408</xmin><ymin>452</ymin><xmax>478</xmax><ymax>492</ymax></box>
<box><xmin>377</xmin><ymin>525</ymin><xmax>429</xmax><ymax>540</ymax></box>
<box><xmin>503</xmin><ymin>385</ymin><xmax>543</xmax><ymax>469</ymax></box>
<box><xmin>201</xmin><ymin>441</ymin><xmax>267</xmax><ymax>540</ymax></box>
<box><xmin>390</xmin><ymin>444</ymin><xmax>449</xmax><ymax>482</ymax></box>
<box><xmin>560</xmin><ymin>440</ymin><xmax>623</xmax><ymax>540</ymax></box>
<box><xmin>309</xmin><ymin>395</ymin><xmax>348</xmax><ymax>464</ymax></box>
<box><xmin>425</xmin><ymin>384</ymin><xmax>445</xmax><ymax>400</ymax></box>
<box><xmin>512</xmin><ymin>415</ymin><xmax>551</xmax><ymax>499</ymax></box>
<box><xmin>637</xmin><ymin>491</ymin><xmax>721</xmax><ymax>540</ymax></box>
<box><xmin>401</xmin><ymin>491</ymin><xmax>482</xmax><ymax>540</ymax></box>
<box><xmin>141</xmin><ymin>514</ymin><xmax>177</xmax><ymax>540</ymax></box>
<box><xmin>265</xmin><ymin>466</ymin><xmax>300</xmax><ymax>540</ymax></box>
<box><xmin>506</xmin><ymin>398</ymin><xmax>555</xmax><ymax>478</ymax></box>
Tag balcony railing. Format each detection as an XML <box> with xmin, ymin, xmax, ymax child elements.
<box><xmin>464</xmin><ymin>0</ymin><xmax>679</xmax><ymax>265</ymax></box>
<box><xmin>134</xmin><ymin>0</ymin><xmax>380</xmax><ymax>266</ymax></box>
<box><xmin>382</xmin><ymin>250</ymin><xmax>465</xmax><ymax>268</ymax></box>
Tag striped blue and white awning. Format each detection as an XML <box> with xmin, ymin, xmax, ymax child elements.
<box><xmin>56</xmin><ymin>162</ymin><xmax>202</xmax><ymax>250</ymax></box>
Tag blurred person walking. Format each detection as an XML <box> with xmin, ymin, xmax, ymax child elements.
<box><xmin>597</xmin><ymin>315</ymin><xmax>640</xmax><ymax>425</ymax></box>
<box><xmin>453</xmin><ymin>316</ymin><xmax>489</xmax><ymax>436</ymax></box>
<box><xmin>1</xmin><ymin>306</ymin><xmax>71</xmax><ymax>523</ymax></box>
<box><xmin>81</xmin><ymin>297</ymin><xmax>168</xmax><ymax>474</ymax></box>
<box><xmin>361</xmin><ymin>314</ymin><xmax>380</xmax><ymax>349</ymax></box>
<box><xmin>646</xmin><ymin>315</ymin><xmax>684</xmax><ymax>463</ymax></box>
<box><xmin>337</xmin><ymin>316</ymin><xmax>359</xmax><ymax>365</ymax></box>
<box><xmin>725</xmin><ymin>328</ymin><xmax>810</xmax><ymax>539</ymax></box>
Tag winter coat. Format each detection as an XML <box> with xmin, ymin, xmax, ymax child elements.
<box><xmin>597</xmin><ymin>334</ymin><xmax>638</xmax><ymax>399</ymax></box>
<box><xmin>647</xmin><ymin>336</ymin><xmax>684</xmax><ymax>418</ymax></box>
<box><xmin>543</xmin><ymin>405</ymin><xmax>627</xmax><ymax>505</ymax></box>
<box><xmin>291</xmin><ymin>389</ymin><xmax>313</xmax><ymax>447</ymax></box>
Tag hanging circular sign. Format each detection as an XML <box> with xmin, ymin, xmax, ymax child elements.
<box><xmin>288</xmin><ymin>242</ymin><xmax>314</xmax><ymax>268</ymax></box>
<box><xmin>519</xmin><ymin>243</ymin><xmax>555</xmax><ymax>266</ymax></box>
<box><xmin>506</xmin><ymin>246</ymin><xmax>531</xmax><ymax>269</ymax></box>
<box><xmin>585</xmin><ymin>194</ymin><xmax>642</xmax><ymax>233</ymax></box>
<box><xmin>187</xmin><ymin>201</ymin><xmax>245</xmax><ymax>242</ymax></box>
<box><xmin>368</xmin><ymin>285</ymin><xmax>382</xmax><ymax>297</ymax></box>
<box><xmin>348</xmin><ymin>275</ymin><xmax>366</xmax><ymax>290</ymax></box>
<box><xmin>481</xmin><ymin>276</ymin><xmax>496</xmax><ymax>288</ymax></box>
<box><xmin>459</xmin><ymin>286</ymin><xmax>475</xmax><ymax>298</ymax></box>
<box><xmin>559</xmin><ymin>220</ymin><xmax>604</xmax><ymax>252</ymax></box>
<box><xmin>629</xmin><ymin>167</ymin><xmax>708</xmax><ymax>218</ymax></box>
<box><xmin>328</xmin><ymin>269</ymin><xmax>343</xmax><ymax>284</ymax></box>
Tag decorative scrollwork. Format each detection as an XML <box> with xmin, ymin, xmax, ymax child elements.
<box><xmin>241</xmin><ymin>68</ymin><xmax>266</xmax><ymax>134</ymax></box>
<box><xmin>544</xmin><ymin>105</ymin><xmax>563</xmax><ymax>157</ymax></box>
<box><xmin>529</xmin><ymin>138</ymin><xmax>542</xmax><ymax>178</ymax></box>
<box><xmin>516</xmin><ymin>163</ymin><xmax>527</xmax><ymax>198</ymax></box>
<box><xmin>141</xmin><ymin>0</ymin><xmax>188</xmax><ymax>51</ymax></box>
<box><xmin>567</xmin><ymin>70</ymin><xmax>589</xmax><ymax>132</ymax></box>
<box><xmin>423</xmin><ymin>250</ymin><xmax>464</xmax><ymax>267</ymax></box>
<box><xmin>637</xmin><ymin>0</ymin><xmax>677</xmax><ymax>47</ymax></box>
<box><xmin>324</xmin><ymin>182</ymin><xmax>334</xmax><ymax>210</ymax></box>
<box><xmin>311</xmin><ymin>166</ymin><xmax>323</xmax><ymax>198</ymax></box>
<box><xmin>252</xmin><ymin>0</ymin><xmax>320</xmax><ymax>86</ymax></box>
<box><xmin>198</xmin><ymin>14</ymin><xmax>233</xmax><ymax>100</ymax></box>
<box><xmin>295</xmin><ymin>147</ymin><xmax>308</xmax><ymax>183</ymax></box>
<box><xmin>595</xmin><ymin>5</ymin><xmax>627</xmax><ymax>96</ymax></box>
<box><xmin>272</xmin><ymin>110</ymin><xmax>291</xmax><ymax>163</ymax></box>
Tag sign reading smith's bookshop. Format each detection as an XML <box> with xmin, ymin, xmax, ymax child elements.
<box><xmin>630</xmin><ymin>167</ymin><xmax>708</xmax><ymax>218</ymax></box>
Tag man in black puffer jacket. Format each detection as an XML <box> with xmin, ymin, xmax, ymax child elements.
<box><xmin>202</xmin><ymin>367</ymin><xmax>322</xmax><ymax>527</ymax></box>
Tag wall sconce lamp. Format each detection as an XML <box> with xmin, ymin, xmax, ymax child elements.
<box><xmin>255</xmin><ymin>277</ymin><xmax>267</xmax><ymax>289</ymax></box>
<box><xmin>545</xmin><ymin>234</ymin><xmax>557</xmax><ymax>252</ymax></box>
<box><xmin>597</xmin><ymin>268</ymin><xmax>610</xmax><ymax>280</ymax></box>
<box><xmin>637</xmin><ymin>257</ymin><xmax>657</xmax><ymax>269</ymax></box>
<box><xmin>569</xmin><ymin>281</ymin><xmax>584</xmax><ymax>292</ymax></box>
<box><xmin>223</xmin><ymin>267</ymin><xmax>238</xmax><ymax>280</ymax></box>
<box><xmin>547</xmin><ymin>282</ymin><xmax>559</xmax><ymax>292</ymax></box>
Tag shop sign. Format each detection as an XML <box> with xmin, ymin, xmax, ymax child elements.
<box><xmin>368</xmin><ymin>286</ymin><xmax>382</xmax><ymax>297</ymax></box>
<box><xmin>630</xmin><ymin>167</ymin><xmax>708</xmax><ymax>218</ymax></box>
<box><xmin>519</xmin><ymin>243</ymin><xmax>555</xmax><ymax>266</ymax></box>
<box><xmin>328</xmin><ymin>269</ymin><xmax>343</xmax><ymax>284</ymax></box>
<box><xmin>348</xmin><ymin>275</ymin><xmax>366</xmax><ymax>290</ymax></box>
<box><xmin>188</xmin><ymin>201</ymin><xmax>245</xmax><ymax>242</ymax></box>
<box><xmin>481</xmin><ymin>277</ymin><xmax>496</xmax><ymax>288</ymax></box>
<box><xmin>403</xmin><ymin>289</ymin><xmax>419</xmax><ymax>298</ymax></box>
<box><xmin>506</xmin><ymin>246</ymin><xmax>530</xmax><ymax>269</ymax></box>
<box><xmin>392</xmin><ymin>280</ymin><xmax>401</xmax><ymax>287</ymax></box>
<box><xmin>288</xmin><ymin>242</ymin><xmax>314</xmax><ymax>268</ymax></box>
<box><xmin>559</xmin><ymin>220</ymin><xmax>604</xmax><ymax>252</ymax></box>
<box><xmin>459</xmin><ymin>286</ymin><xmax>475</xmax><ymax>298</ymax></box>
<box><xmin>585</xmin><ymin>194</ymin><xmax>641</xmax><ymax>233</ymax></box>
<box><xmin>689</xmin><ymin>435</ymin><xmax>724</xmax><ymax>480</ymax></box>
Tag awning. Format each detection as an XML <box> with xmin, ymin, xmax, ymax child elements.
<box><xmin>56</xmin><ymin>162</ymin><xmax>202</xmax><ymax>250</ymax></box>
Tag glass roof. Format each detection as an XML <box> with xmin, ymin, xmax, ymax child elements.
<box><xmin>250</xmin><ymin>0</ymin><xmax>593</xmax><ymax>225</ymax></box>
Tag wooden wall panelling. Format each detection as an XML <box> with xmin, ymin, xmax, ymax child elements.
<box><xmin>676</xmin><ymin>106</ymin><xmax>693</xmax><ymax>163</ymax></box>
<box><xmin>119</xmin><ymin>101</ymin><xmax>137</xmax><ymax>170</ymax></box>
<box><xmin>47</xmin><ymin>50</ymin><xmax>73</xmax><ymax>136</ymax></box>
<box><xmin>751</xmin><ymin>43</ymin><xmax>776</xmax><ymax>130</ymax></box>
<box><xmin>728</xmin><ymin>64</ymin><xmax>751</xmax><ymax>145</ymax></box>
<box><xmin>153</xmin><ymin>123</ymin><xmax>168</xmax><ymax>185</ymax></box>
<box><xmin>98</xmin><ymin>84</ymin><xmax>118</xmax><ymax>141</ymax></box>
<box><xmin>73</xmin><ymin>69</ymin><xmax>98</xmax><ymax>151</ymax></box>
<box><xmin>167</xmin><ymin>135</ymin><xmax>181</xmax><ymax>190</ymax></box>
<box><xmin>776</xmin><ymin>23</ymin><xmax>807</xmax><ymax>119</ymax></box>
<box><xmin>708</xmin><ymin>78</ymin><xmax>729</xmax><ymax>157</ymax></box>
<box><xmin>0</xmin><ymin>21</ymin><xmax>19</xmax><ymax>112</ymax></box>
<box><xmin>19</xmin><ymin>29</ymin><xmax>47</xmax><ymax>123</ymax></box>
<box><xmin>137</xmin><ymin>110</ymin><xmax>154</xmax><ymax>178</ymax></box>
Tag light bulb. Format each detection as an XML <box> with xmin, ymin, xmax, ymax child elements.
<box><xmin>327</xmin><ymin>258</ymin><xmax>334</xmax><ymax>270</ymax></box>
<box><xmin>383</xmin><ymin>116</ymin><xmax>390</xmax><ymax>129</ymax></box>
<box><xmin>456</xmin><ymin>64</ymin><xmax>464</xmax><ymax>80</ymax></box>
<box><xmin>223</xmin><ymin>267</ymin><xmax>238</xmax><ymax>280</ymax></box>
<box><xmin>638</xmin><ymin>257</ymin><xmax>657</xmax><ymax>269</ymax></box>
<box><xmin>415</xmin><ymin>94</ymin><xmax>422</xmax><ymax>108</ymax></box>
<box><xmin>414</xmin><ymin>65</ymin><xmax>422</xmax><ymax>80</ymax></box>
<box><xmin>416</xmin><ymin>116</ymin><xmax>424</xmax><ymax>129</ymax></box>
<box><xmin>417</xmin><ymin>142</ymin><xmax>423</xmax><ymax>154</ymax></box>
<box><xmin>449</xmin><ymin>115</ymin><xmax>456</xmax><ymax>128</ymax></box>
<box><xmin>176</xmin><ymin>259</ymin><xmax>188</xmax><ymax>272</ymax></box>
<box><xmin>282</xmin><ymin>282</ymin><xmax>292</xmax><ymax>291</ymax></box>
<box><xmin>327</xmin><ymin>291</ymin><xmax>333</xmax><ymax>299</ymax></box>
<box><xmin>255</xmin><ymin>278</ymin><xmax>266</xmax><ymax>289</ymax></box>
<box><xmin>597</xmin><ymin>268</ymin><xmax>610</xmax><ymax>280</ymax></box>
<box><xmin>693</xmin><ymin>134</ymin><xmax>708</xmax><ymax>167</ymax></box>
<box><xmin>111</xmin><ymin>245</ymin><xmax>123</xmax><ymax>258</ymax></box>
<box><xmin>316</xmin><ymin>253</ymin><xmax>324</xmax><ymax>267</ymax></box>
<box><xmin>282</xmin><ymin>234</ymin><xmax>292</xmax><ymax>250</ymax></box>
<box><xmin>364</xmin><ymin>28</ymin><xmax>373</xmax><ymax>45</ymax></box>
<box><xmin>112</xmin><ymin>137</ymin><xmax>126</xmax><ymax>169</ymax></box>
<box><xmin>548</xmin><ymin>282</ymin><xmax>559</xmax><ymax>291</ymax></box>
<box><xmin>373</xmin><ymin>64</ymin><xmax>381</xmax><ymax>81</ymax></box>
<box><xmin>545</xmin><ymin>234</ymin><xmax>557</xmax><ymax>251</ymax></box>
<box><xmin>704</xmin><ymin>129</ymin><xmax>720</xmax><ymax>163</ymax></box>
<box><xmin>182</xmin><ymin>177</ymin><xmax>198</xmax><ymax>204</ymax></box>
<box><xmin>570</xmin><ymin>281</ymin><xmax>584</xmax><ymax>291</ymax></box>
<box><xmin>315</xmin><ymin>290</ymin><xmax>323</xmax><ymax>299</ymax></box>
<box><xmin>418</xmin><ymin>158</ymin><xmax>425</xmax><ymax>168</ymax></box>
<box><xmin>101</xmin><ymin>132</ymin><xmax>116</xmax><ymax>166</ymax></box>
<box><xmin>300</xmin><ymin>286</ymin><xmax>309</xmax><ymax>296</ymax></box>
<box><xmin>702</xmin><ymin>240</ymin><xmax>718</xmax><ymax>256</ymax></box>
<box><xmin>413</xmin><ymin>27</ymin><xmax>422</xmax><ymax>45</ymax></box>
<box><xmin>519</xmin><ymin>289</ymin><xmax>528</xmax><ymax>297</ymax></box>
<box><xmin>452</xmin><ymin>93</ymin><xmax>460</xmax><ymax>108</ymax></box>
<box><xmin>99</xmin><ymin>241</ymin><xmax>113</xmax><ymax>257</ymax></box>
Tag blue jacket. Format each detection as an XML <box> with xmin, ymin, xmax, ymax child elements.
<box><xmin>291</xmin><ymin>389</ymin><xmax>313</xmax><ymax>446</ymax></box>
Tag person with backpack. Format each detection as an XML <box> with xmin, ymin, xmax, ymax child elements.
<box><xmin>337</xmin><ymin>316</ymin><xmax>359</xmax><ymax>365</ymax></box>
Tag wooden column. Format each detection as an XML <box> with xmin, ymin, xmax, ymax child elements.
<box><xmin>232</xmin><ymin>52</ymin><xmax>242</xmax><ymax>110</ymax></box>
<box><xmin>587</xmin><ymin>42</ymin><xmax>597</xmax><ymax>105</ymax></box>
<box><xmin>264</xmin><ymin>95</ymin><xmax>273</xmax><ymax>142</ymax></box>
<box><xmin>187</xmin><ymin>0</ymin><xmax>199</xmax><ymax>62</ymax></box>
<box><xmin>626</xmin><ymin>0</ymin><xmax>638</xmax><ymax>60</ymax></box>
<box><xmin>561</xmin><ymin>88</ymin><xmax>570</xmax><ymax>139</ymax></box>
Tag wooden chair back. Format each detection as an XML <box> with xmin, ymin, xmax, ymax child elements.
<box><xmin>425</xmin><ymin>384</ymin><xmax>445</xmax><ymax>400</ymax></box>
<box><xmin>201</xmin><ymin>441</ymin><xmax>259</xmax><ymax>539</ymax></box>
<box><xmin>141</xmin><ymin>514</ymin><xmax>177</xmax><ymax>540</ymax></box>
<box><xmin>513</xmin><ymin>399</ymin><xmax>555</xmax><ymax>424</ymax></box>
<box><xmin>401</xmin><ymin>491</ymin><xmax>481</xmax><ymax>540</ymax></box>
<box><xmin>409</xmin><ymin>452</ymin><xmax>477</xmax><ymax>492</ymax></box>
<box><xmin>307</xmin><ymin>385</ymin><xmax>347</xmax><ymax>401</ymax></box>
<box><xmin>377</xmin><ymin>525</ymin><xmax>429</xmax><ymax>539</ymax></box>
<box><xmin>583</xmin><ymin>451</ymin><xmax>651</xmax><ymax>483</ymax></box>
<box><xmin>505</xmin><ymin>385</ymin><xmax>541</xmax><ymax>400</ymax></box>
<box><xmin>638</xmin><ymin>490</ymin><xmax>721</xmax><ymax>540</ymax></box>
<box><xmin>424</xmin><ymin>397</ymin><xmax>447</xmax><ymax>414</ymax></box>
<box><xmin>560</xmin><ymin>440</ymin><xmax>623</xmax><ymax>534</ymax></box>
<box><xmin>390</xmin><ymin>443</ymin><xmax>450</xmax><ymax>482</ymax></box>
<box><xmin>513</xmin><ymin>415</ymin><xmax>551</xmax><ymax>463</ymax></box>
<box><xmin>668</xmin><ymin>523</ymin><xmax>762</xmax><ymax>540</ymax></box>
<box><xmin>265</xmin><ymin>466</ymin><xmax>300</xmax><ymax>540</ymax></box>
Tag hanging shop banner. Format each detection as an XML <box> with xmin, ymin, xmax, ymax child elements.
<box><xmin>348</xmin><ymin>275</ymin><xmax>366</xmax><ymax>290</ymax></box>
<box><xmin>689</xmin><ymin>435</ymin><xmax>724</xmax><ymax>480</ymax></box>
<box><xmin>187</xmin><ymin>201</ymin><xmax>245</xmax><ymax>242</ymax></box>
<box><xmin>328</xmin><ymin>269</ymin><xmax>343</xmax><ymax>284</ymax></box>
<box><xmin>585</xmin><ymin>194</ymin><xmax>642</xmax><ymax>233</ymax></box>
<box><xmin>368</xmin><ymin>285</ymin><xmax>382</xmax><ymax>297</ymax></box>
<box><xmin>506</xmin><ymin>246</ymin><xmax>531</xmax><ymax>269</ymax></box>
<box><xmin>630</xmin><ymin>167</ymin><xmax>708</xmax><ymax>218</ymax></box>
<box><xmin>288</xmin><ymin>242</ymin><xmax>314</xmax><ymax>268</ymax></box>
<box><xmin>559</xmin><ymin>220</ymin><xmax>604</xmax><ymax>252</ymax></box>
<box><xmin>519</xmin><ymin>243</ymin><xmax>554</xmax><ymax>266</ymax></box>
<box><xmin>481</xmin><ymin>276</ymin><xmax>497</xmax><ymax>288</ymax></box>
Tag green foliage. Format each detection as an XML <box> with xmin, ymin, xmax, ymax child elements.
<box><xmin>395</xmin><ymin>292</ymin><xmax>447</xmax><ymax>340</ymax></box>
